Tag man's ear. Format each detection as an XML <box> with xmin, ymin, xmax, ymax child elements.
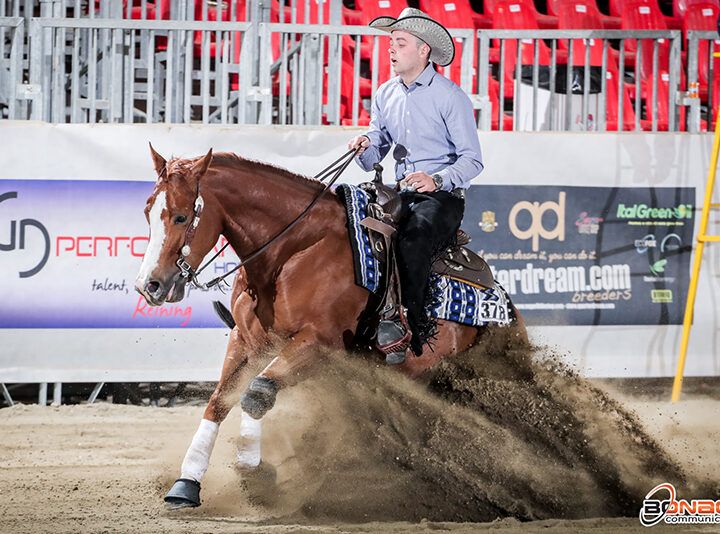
<box><xmin>149</xmin><ymin>142</ymin><xmax>167</xmax><ymax>176</ymax></box>
<box><xmin>187</xmin><ymin>148</ymin><xmax>213</xmax><ymax>187</ymax></box>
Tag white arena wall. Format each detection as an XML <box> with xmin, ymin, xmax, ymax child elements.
<box><xmin>1</xmin><ymin>121</ymin><xmax>719</xmax><ymax>382</ymax></box>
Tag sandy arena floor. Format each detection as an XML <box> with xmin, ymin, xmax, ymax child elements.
<box><xmin>2</xmin><ymin>341</ymin><xmax>720</xmax><ymax>533</ymax></box>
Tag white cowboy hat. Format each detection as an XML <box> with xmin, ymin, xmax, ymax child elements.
<box><xmin>369</xmin><ymin>7</ymin><xmax>455</xmax><ymax>67</ymax></box>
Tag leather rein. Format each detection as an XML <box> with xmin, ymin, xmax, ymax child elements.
<box><xmin>173</xmin><ymin>147</ymin><xmax>362</xmax><ymax>291</ymax></box>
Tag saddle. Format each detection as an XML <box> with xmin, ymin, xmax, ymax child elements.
<box><xmin>357</xmin><ymin>177</ymin><xmax>495</xmax><ymax>362</ymax></box>
<box><xmin>358</xmin><ymin>181</ymin><xmax>495</xmax><ymax>291</ymax></box>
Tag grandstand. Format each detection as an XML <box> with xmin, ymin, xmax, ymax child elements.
<box><xmin>0</xmin><ymin>0</ymin><xmax>716</xmax><ymax>130</ymax></box>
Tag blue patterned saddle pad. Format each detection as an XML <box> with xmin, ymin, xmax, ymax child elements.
<box><xmin>336</xmin><ymin>184</ymin><xmax>511</xmax><ymax>328</ymax></box>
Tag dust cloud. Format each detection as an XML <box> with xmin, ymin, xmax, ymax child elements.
<box><xmin>217</xmin><ymin>326</ymin><xmax>708</xmax><ymax>523</ymax></box>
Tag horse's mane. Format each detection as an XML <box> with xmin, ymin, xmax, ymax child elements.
<box><xmin>170</xmin><ymin>152</ymin><xmax>325</xmax><ymax>193</ymax></box>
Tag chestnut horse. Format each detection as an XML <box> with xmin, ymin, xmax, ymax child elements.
<box><xmin>135</xmin><ymin>145</ymin><xmax>526</xmax><ymax>509</ymax></box>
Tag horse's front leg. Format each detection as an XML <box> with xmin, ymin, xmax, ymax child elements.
<box><xmin>239</xmin><ymin>328</ymin><xmax>323</xmax><ymax>421</ymax></box>
<box><xmin>165</xmin><ymin>295</ymin><xmax>265</xmax><ymax>508</ymax></box>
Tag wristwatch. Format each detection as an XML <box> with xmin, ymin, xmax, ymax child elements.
<box><xmin>432</xmin><ymin>174</ymin><xmax>444</xmax><ymax>191</ymax></box>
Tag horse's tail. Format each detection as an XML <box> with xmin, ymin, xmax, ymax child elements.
<box><xmin>213</xmin><ymin>301</ymin><xmax>236</xmax><ymax>329</ymax></box>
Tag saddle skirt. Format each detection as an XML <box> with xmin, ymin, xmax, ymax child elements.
<box><xmin>336</xmin><ymin>184</ymin><xmax>512</xmax><ymax>328</ymax></box>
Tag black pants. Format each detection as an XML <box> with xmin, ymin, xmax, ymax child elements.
<box><xmin>396</xmin><ymin>190</ymin><xmax>465</xmax><ymax>355</ymax></box>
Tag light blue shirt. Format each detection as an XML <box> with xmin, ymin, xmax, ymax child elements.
<box><xmin>356</xmin><ymin>63</ymin><xmax>483</xmax><ymax>191</ymax></box>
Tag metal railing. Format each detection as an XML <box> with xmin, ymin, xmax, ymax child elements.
<box><xmin>26</xmin><ymin>17</ymin><xmax>255</xmax><ymax>123</ymax></box>
<box><xmin>264</xmin><ymin>24</ymin><xmax>474</xmax><ymax>126</ymax></box>
<box><xmin>478</xmin><ymin>29</ymin><xmax>685</xmax><ymax>132</ymax></box>
<box><xmin>0</xmin><ymin>2</ymin><xmax>715</xmax><ymax>132</ymax></box>
<box><xmin>0</xmin><ymin>17</ymin><xmax>24</xmax><ymax>118</ymax></box>
<box><xmin>4</xmin><ymin>14</ymin><xmax>476</xmax><ymax>126</ymax></box>
<box><xmin>687</xmin><ymin>30</ymin><xmax>720</xmax><ymax>130</ymax></box>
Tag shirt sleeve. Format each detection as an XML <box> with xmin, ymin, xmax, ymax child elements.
<box><xmin>355</xmin><ymin>89</ymin><xmax>393</xmax><ymax>172</ymax></box>
<box><xmin>434</xmin><ymin>87</ymin><xmax>484</xmax><ymax>191</ymax></box>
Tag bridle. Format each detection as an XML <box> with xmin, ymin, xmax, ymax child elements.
<box><xmin>166</xmin><ymin>147</ymin><xmax>361</xmax><ymax>291</ymax></box>
<box><xmin>175</xmin><ymin>186</ymin><xmax>205</xmax><ymax>286</ymax></box>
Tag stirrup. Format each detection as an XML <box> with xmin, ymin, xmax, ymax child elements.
<box><xmin>377</xmin><ymin>317</ymin><xmax>411</xmax><ymax>365</ymax></box>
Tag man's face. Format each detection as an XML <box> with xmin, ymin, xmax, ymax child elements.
<box><xmin>389</xmin><ymin>30</ymin><xmax>427</xmax><ymax>77</ymax></box>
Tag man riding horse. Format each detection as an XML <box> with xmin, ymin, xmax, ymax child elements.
<box><xmin>348</xmin><ymin>8</ymin><xmax>484</xmax><ymax>363</ymax></box>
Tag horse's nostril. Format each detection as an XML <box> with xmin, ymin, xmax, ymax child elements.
<box><xmin>147</xmin><ymin>281</ymin><xmax>160</xmax><ymax>294</ymax></box>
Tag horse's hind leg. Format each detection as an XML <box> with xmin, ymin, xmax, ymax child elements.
<box><xmin>165</xmin><ymin>293</ymin><xmax>265</xmax><ymax>509</ymax></box>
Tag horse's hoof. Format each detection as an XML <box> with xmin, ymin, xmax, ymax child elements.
<box><xmin>164</xmin><ymin>478</ymin><xmax>201</xmax><ymax>510</ymax></box>
<box><xmin>240</xmin><ymin>376</ymin><xmax>278</xmax><ymax>419</ymax></box>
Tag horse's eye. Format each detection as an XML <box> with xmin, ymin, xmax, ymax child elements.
<box><xmin>174</xmin><ymin>215</ymin><xmax>188</xmax><ymax>225</ymax></box>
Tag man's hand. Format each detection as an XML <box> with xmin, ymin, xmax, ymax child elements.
<box><xmin>401</xmin><ymin>171</ymin><xmax>437</xmax><ymax>193</ymax></box>
<box><xmin>348</xmin><ymin>135</ymin><xmax>370</xmax><ymax>155</ymax></box>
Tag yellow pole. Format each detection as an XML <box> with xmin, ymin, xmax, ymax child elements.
<box><xmin>671</xmin><ymin>106</ymin><xmax>720</xmax><ymax>402</ymax></box>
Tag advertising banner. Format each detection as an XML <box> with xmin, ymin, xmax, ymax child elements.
<box><xmin>465</xmin><ymin>186</ymin><xmax>695</xmax><ymax>325</ymax></box>
<box><xmin>2</xmin><ymin>179</ymin><xmax>695</xmax><ymax>329</ymax></box>
<box><xmin>0</xmin><ymin>179</ymin><xmax>236</xmax><ymax>329</ymax></box>
<box><xmin>1</xmin><ymin>124</ymin><xmax>716</xmax><ymax>379</ymax></box>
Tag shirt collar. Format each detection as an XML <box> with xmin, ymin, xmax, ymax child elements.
<box><xmin>397</xmin><ymin>63</ymin><xmax>436</xmax><ymax>90</ymax></box>
<box><xmin>415</xmin><ymin>63</ymin><xmax>436</xmax><ymax>86</ymax></box>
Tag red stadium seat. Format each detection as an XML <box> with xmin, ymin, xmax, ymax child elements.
<box><xmin>488</xmin><ymin>75</ymin><xmax>515</xmax><ymax>129</ymax></box>
<box><xmin>644</xmin><ymin>70</ymin><xmax>688</xmax><ymax>130</ymax></box>
<box><xmin>485</xmin><ymin>0</ymin><xmax>559</xmax><ymax>27</ymax></box>
<box><xmin>604</xmin><ymin>69</ymin><xmax>639</xmax><ymax>130</ymax></box>
<box><xmin>674</xmin><ymin>0</ymin><xmax>719</xmax><ymax>17</ymax></box>
<box><xmin>622</xmin><ymin>0</ymin><xmax>689</xmax><ymax>129</ymax></box>
<box><xmin>684</xmin><ymin>3</ymin><xmax>720</xmax><ymax>100</ymax></box>
<box><xmin>556</xmin><ymin>0</ymin><xmax>640</xmax><ymax>129</ymax></box>
<box><xmin>492</xmin><ymin>1</ymin><xmax>568</xmax><ymax>98</ymax></box>
<box><xmin>612</xmin><ymin>0</ymin><xmax>682</xmax><ymax>28</ymax></box>
<box><xmin>418</xmin><ymin>0</ymin><xmax>491</xmax><ymax>29</ymax></box>
<box><xmin>621</xmin><ymin>0</ymin><xmax>680</xmax><ymax>79</ymax></box>
<box><xmin>556</xmin><ymin>0</ymin><xmax>611</xmax><ymax>63</ymax></box>
<box><xmin>337</xmin><ymin>51</ymin><xmax>372</xmax><ymax>126</ymax></box>
<box><xmin>419</xmin><ymin>0</ymin><xmax>479</xmax><ymax>88</ymax></box>
<box><xmin>547</xmin><ymin>0</ymin><xmax>622</xmax><ymax>27</ymax></box>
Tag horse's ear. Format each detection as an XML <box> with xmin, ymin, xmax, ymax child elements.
<box><xmin>188</xmin><ymin>148</ymin><xmax>213</xmax><ymax>185</ymax></box>
<box><xmin>149</xmin><ymin>142</ymin><xmax>167</xmax><ymax>176</ymax></box>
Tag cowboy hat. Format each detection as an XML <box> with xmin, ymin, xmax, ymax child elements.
<box><xmin>369</xmin><ymin>7</ymin><xmax>455</xmax><ymax>67</ymax></box>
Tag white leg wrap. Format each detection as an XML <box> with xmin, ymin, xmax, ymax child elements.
<box><xmin>180</xmin><ymin>418</ymin><xmax>219</xmax><ymax>482</ymax></box>
<box><xmin>236</xmin><ymin>411</ymin><xmax>262</xmax><ymax>468</ymax></box>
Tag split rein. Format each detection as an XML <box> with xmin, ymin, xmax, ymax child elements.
<box><xmin>175</xmin><ymin>146</ymin><xmax>362</xmax><ymax>291</ymax></box>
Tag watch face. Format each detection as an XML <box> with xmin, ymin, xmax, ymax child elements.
<box><xmin>433</xmin><ymin>174</ymin><xmax>443</xmax><ymax>189</ymax></box>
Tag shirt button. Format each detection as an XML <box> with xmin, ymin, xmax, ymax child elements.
<box><xmin>406</xmin><ymin>129</ymin><xmax>410</xmax><ymax>133</ymax></box>
<box><xmin>406</xmin><ymin>111</ymin><xmax>410</xmax><ymax>115</ymax></box>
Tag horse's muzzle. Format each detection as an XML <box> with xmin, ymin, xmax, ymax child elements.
<box><xmin>135</xmin><ymin>273</ymin><xmax>186</xmax><ymax>306</ymax></box>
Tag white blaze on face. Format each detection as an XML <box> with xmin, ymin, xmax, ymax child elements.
<box><xmin>136</xmin><ymin>190</ymin><xmax>168</xmax><ymax>288</ymax></box>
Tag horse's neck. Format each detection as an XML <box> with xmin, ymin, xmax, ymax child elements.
<box><xmin>209</xmin><ymin>166</ymin><xmax>331</xmax><ymax>267</ymax></box>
